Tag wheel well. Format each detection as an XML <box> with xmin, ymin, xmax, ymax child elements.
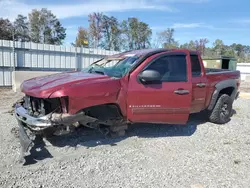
<box><xmin>83</xmin><ymin>103</ymin><xmax>123</xmax><ymax>120</ymax></box>
<box><xmin>219</xmin><ymin>87</ymin><xmax>235</xmax><ymax>97</ymax></box>
<box><xmin>207</xmin><ymin>84</ymin><xmax>236</xmax><ymax>111</ymax></box>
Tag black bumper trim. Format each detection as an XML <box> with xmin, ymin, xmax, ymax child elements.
<box><xmin>18</xmin><ymin>121</ymin><xmax>32</xmax><ymax>162</ymax></box>
<box><xmin>235</xmin><ymin>91</ymin><xmax>240</xmax><ymax>100</ymax></box>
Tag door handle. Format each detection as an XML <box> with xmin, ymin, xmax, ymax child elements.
<box><xmin>174</xmin><ymin>89</ymin><xmax>189</xmax><ymax>95</ymax></box>
<box><xmin>196</xmin><ymin>83</ymin><xmax>206</xmax><ymax>88</ymax></box>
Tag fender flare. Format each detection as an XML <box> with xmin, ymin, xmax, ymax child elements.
<box><xmin>207</xmin><ymin>79</ymin><xmax>237</xmax><ymax>110</ymax></box>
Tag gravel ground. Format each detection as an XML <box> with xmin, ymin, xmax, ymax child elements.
<box><xmin>0</xmin><ymin>88</ymin><xmax>250</xmax><ymax>188</ymax></box>
<box><xmin>240</xmin><ymin>81</ymin><xmax>250</xmax><ymax>92</ymax></box>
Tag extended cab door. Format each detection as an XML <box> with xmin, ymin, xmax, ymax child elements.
<box><xmin>190</xmin><ymin>53</ymin><xmax>208</xmax><ymax>113</ymax></box>
<box><xmin>127</xmin><ymin>51</ymin><xmax>192</xmax><ymax>125</ymax></box>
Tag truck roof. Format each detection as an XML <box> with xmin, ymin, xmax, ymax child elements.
<box><xmin>107</xmin><ymin>48</ymin><xmax>199</xmax><ymax>59</ymax></box>
<box><xmin>108</xmin><ymin>48</ymin><xmax>169</xmax><ymax>59</ymax></box>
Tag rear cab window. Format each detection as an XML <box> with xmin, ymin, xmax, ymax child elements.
<box><xmin>191</xmin><ymin>55</ymin><xmax>202</xmax><ymax>77</ymax></box>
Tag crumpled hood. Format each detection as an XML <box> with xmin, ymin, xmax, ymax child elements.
<box><xmin>21</xmin><ymin>71</ymin><xmax>111</xmax><ymax>98</ymax></box>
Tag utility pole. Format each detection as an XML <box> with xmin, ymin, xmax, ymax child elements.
<box><xmin>12</xmin><ymin>26</ymin><xmax>16</xmax><ymax>92</ymax></box>
<box><xmin>75</xmin><ymin>46</ymin><xmax>77</xmax><ymax>71</ymax></box>
<box><xmin>12</xmin><ymin>28</ymin><xmax>15</xmax><ymax>71</ymax></box>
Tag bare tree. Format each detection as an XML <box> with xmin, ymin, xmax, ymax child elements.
<box><xmin>195</xmin><ymin>38</ymin><xmax>209</xmax><ymax>56</ymax></box>
<box><xmin>88</xmin><ymin>12</ymin><xmax>103</xmax><ymax>48</ymax></box>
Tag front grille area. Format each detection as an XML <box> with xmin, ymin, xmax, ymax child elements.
<box><xmin>24</xmin><ymin>95</ymin><xmax>62</xmax><ymax>117</ymax></box>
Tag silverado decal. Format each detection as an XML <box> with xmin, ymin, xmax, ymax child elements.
<box><xmin>129</xmin><ymin>105</ymin><xmax>161</xmax><ymax>108</ymax></box>
<box><xmin>131</xmin><ymin>107</ymin><xmax>190</xmax><ymax>114</ymax></box>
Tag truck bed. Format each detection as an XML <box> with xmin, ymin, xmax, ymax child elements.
<box><xmin>205</xmin><ymin>68</ymin><xmax>240</xmax><ymax>87</ymax></box>
<box><xmin>205</xmin><ymin>68</ymin><xmax>232</xmax><ymax>74</ymax></box>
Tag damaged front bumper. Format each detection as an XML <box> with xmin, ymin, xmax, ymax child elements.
<box><xmin>15</xmin><ymin>104</ymin><xmax>54</xmax><ymax>131</ymax></box>
<box><xmin>14</xmin><ymin>104</ymin><xmax>55</xmax><ymax>162</ymax></box>
<box><xmin>14</xmin><ymin>104</ymin><xmax>97</xmax><ymax>162</ymax></box>
<box><xmin>14</xmin><ymin>104</ymin><xmax>88</xmax><ymax>131</ymax></box>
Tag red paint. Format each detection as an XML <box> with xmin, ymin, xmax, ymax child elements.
<box><xmin>21</xmin><ymin>49</ymin><xmax>240</xmax><ymax>125</ymax></box>
<box><xmin>126</xmin><ymin>50</ymin><xmax>193</xmax><ymax>124</ymax></box>
<box><xmin>190</xmin><ymin>53</ymin><xmax>207</xmax><ymax>113</ymax></box>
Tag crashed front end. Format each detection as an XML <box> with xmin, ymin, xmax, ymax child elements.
<box><xmin>14</xmin><ymin>95</ymin><xmax>81</xmax><ymax>161</ymax></box>
<box><xmin>15</xmin><ymin>95</ymin><xmax>69</xmax><ymax>130</ymax></box>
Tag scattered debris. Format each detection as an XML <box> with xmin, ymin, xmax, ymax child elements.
<box><xmin>234</xmin><ymin>159</ymin><xmax>241</xmax><ymax>165</ymax></box>
<box><xmin>10</xmin><ymin>127</ymin><xmax>19</xmax><ymax>138</ymax></box>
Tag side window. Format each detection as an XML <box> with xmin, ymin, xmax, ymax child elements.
<box><xmin>191</xmin><ymin>55</ymin><xmax>201</xmax><ymax>77</ymax></box>
<box><xmin>144</xmin><ymin>55</ymin><xmax>187</xmax><ymax>82</ymax></box>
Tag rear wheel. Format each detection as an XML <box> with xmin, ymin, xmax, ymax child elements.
<box><xmin>208</xmin><ymin>94</ymin><xmax>233</xmax><ymax>124</ymax></box>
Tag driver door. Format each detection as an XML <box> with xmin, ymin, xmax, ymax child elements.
<box><xmin>127</xmin><ymin>51</ymin><xmax>192</xmax><ymax>125</ymax></box>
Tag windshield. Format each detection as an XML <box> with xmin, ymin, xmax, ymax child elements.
<box><xmin>82</xmin><ymin>55</ymin><xmax>140</xmax><ymax>78</ymax></box>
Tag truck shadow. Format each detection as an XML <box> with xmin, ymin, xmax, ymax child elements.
<box><xmin>23</xmin><ymin>111</ymin><xmax>212</xmax><ymax>165</ymax></box>
<box><xmin>23</xmin><ymin>135</ymin><xmax>53</xmax><ymax>165</ymax></box>
<box><xmin>24</xmin><ymin>109</ymin><xmax>238</xmax><ymax>165</ymax></box>
<box><xmin>48</xmin><ymin>112</ymin><xmax>207</xmax><ymax>146</ymax></box>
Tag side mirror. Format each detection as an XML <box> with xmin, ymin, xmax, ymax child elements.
<box><xmin>138</xmin><ymin>70</ymin><xmax>161</xmax><ymax>83</ymax></box>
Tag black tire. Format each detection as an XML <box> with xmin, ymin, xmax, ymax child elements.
<box><xmin>208</xmin><ymin>94</ymin><xmax>233</xmax><ymax>124</ymax></box>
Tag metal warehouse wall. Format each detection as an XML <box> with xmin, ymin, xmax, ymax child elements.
<box><xmin>237</xmin><ymin>63</ymin><xmax>250</xmax><ymax>81</ymax></box>
<box><xmin>0</xmin><ymin>40</ymin><xmax>119</xmax><ymax>87</ymax></box>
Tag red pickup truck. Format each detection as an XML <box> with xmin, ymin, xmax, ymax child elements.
<box><xmin>15</xmin><ymin>48</ymin><xmax>240</xmax><ymax>157</ymax></box>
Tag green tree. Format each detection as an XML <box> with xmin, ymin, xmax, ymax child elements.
<box><xmin>120</xmin><ymin>19</ymin><xmax>131</xmax><ymax>50</ymax></box>
<box><xmin>29</xmin><ymin>8</ymin><xmax>66</xmax><ymax>45</ymax></box>
<box><xmin>244</xmin><ymin>45</ymin><xmax>250</xmax><ymax>62</ymax></box>
<box><xmin>0</xmin><ymin>18</ymin><xmax>13</xmax><ymax>40</ymax></box>
<box><xmin>235</xmin><ymin>44</ymin><xmax>244</xmax><ymax>57</ymax></box>
<box><xmin>51</xmin><ymin>20</ymin><xmax>66</xmax><ymax>45</ymax></box>
<box><xmin>188</xmin><ymin>40</ymin><xmax>196</xmax><ymax>50</ymax></box>
<box><xmin>180</xmin><ymin>40</ymin><xmax>197</xmax><ymax>50</ymax></box>
<box><xmin>213</xmin><ymin>39</ymin><xmax>225</xmax><ymax>56</ymax></box>
<box><xmin>222</xmin><ymin>45</ymin><xmax>236</xmax><ymax>57</ymax></box>
<box><xmin>156</xmin><ymin>28</ymin><xmax>179</xmax><ymax>48</ymax></box>
<box><xmin>119</xmin><ymin>20</ymin><xmax>128</xmax><ymax>50</ymax></box>
<box><xmin>137</xmin><ymin>21</ymin><xmax>152</xmax><ymax>49</ymax></box>
<box><xmin>14</xmin><ymin>14</ymin><xmax>30</xmax><ymax>42</ymax></box>
<box><xmin>75</xmin><ymin>27</ymin><xmax>89</xmax><ymax>47</ymax></box>
<box><xmin>179</xmin><ymin>43</ymin><xmax>189</xmax><ymax>49</ymax></box>
<box><xmin>29</xmin><ymin>9</ymin><xmax>40</xmax><ymax>43</ymax></box>
<box><xmin>244</xmin><ymin>45</ymin><xmax>250</xmax><ymax>55</ymax></box>
<box><xmin>101</xmin><ymin>15</ymin><xmax>121</xmax><ymax>51</ymax></box>
<box><xmin>121</xmin><ymin>17</ymin><xmax>152</xmax><ymax>50</ymax></box>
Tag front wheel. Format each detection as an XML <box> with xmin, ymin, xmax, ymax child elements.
<box><xmin>208</xmin><ymin>94</ymin><xmax>233</xmax><ymax>124</ymax></box>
